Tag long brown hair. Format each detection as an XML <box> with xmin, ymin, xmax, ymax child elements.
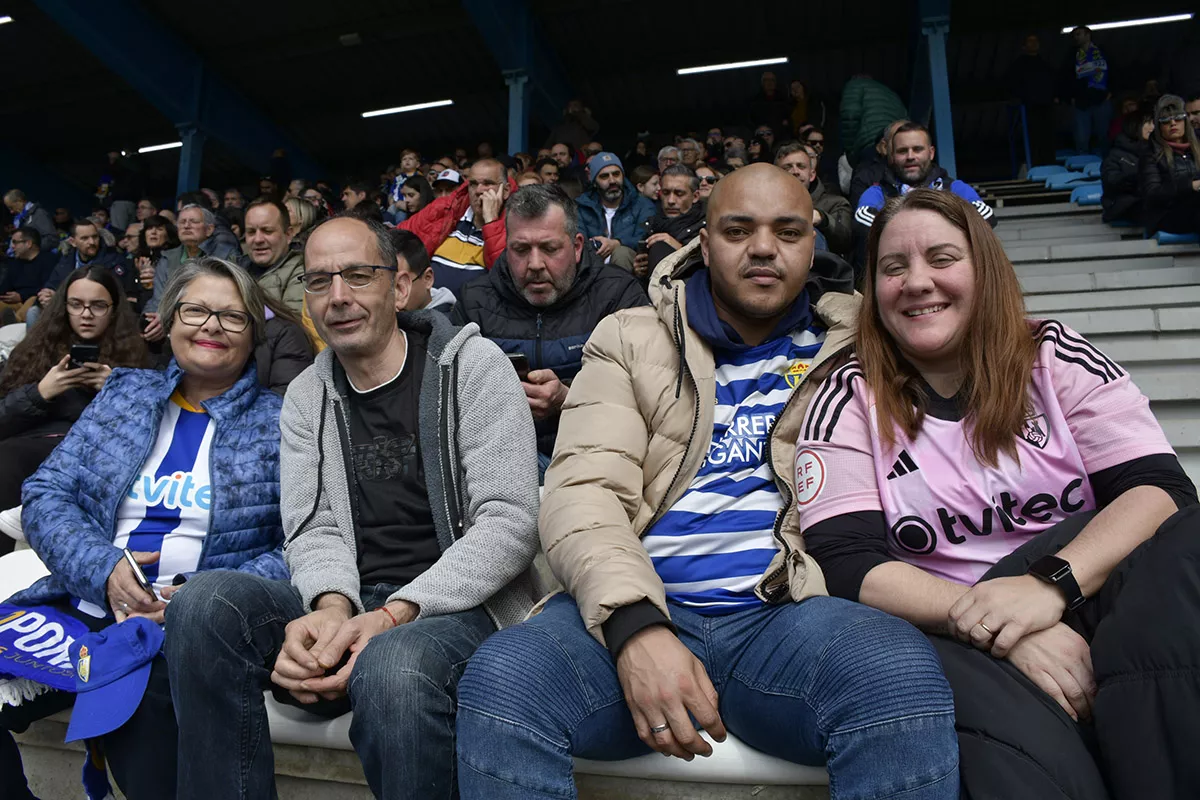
<box><xmin>0</xmin><ymin>266</ymin><xmax>149</xmax><ymax>393</ymax></box>
<box><xmin>857</xmin><ymin>190</ymin><xmax>1036</xmax><ymax>467</ymax></box>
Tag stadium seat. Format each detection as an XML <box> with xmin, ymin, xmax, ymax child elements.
<box><xmin>1070</xmin><ymin>184</ymin><xmax>1103</xmax><ymax>206</ymax></box>
<box><xmin>1045</xmin><ymin>172</ymin><xmax>1094</xmax><ymax>190</ymax></box>
<box><xmin>1027</xmin><ymin>165</ymin><xmax>1068</xmax><ymax>181</ymax></box>
<box><xmin>1054</xmin><ymin>149</ymin><xmax>1077</xmax><ymax>163</ymax></box>
<box><xmin>1064</xmin><ymin>154</ymin><xmax>1101</xmax><ymax>170</ymax></box>
<box><xmin>1152</xmin><ymin>231</ymin><xmax>1200</xmax><ymax>245</ymax></box>
<box><xmin>1082</xmin><ymin>162</ymin><xmax>1101</xmax><ymax>178</ymax></box>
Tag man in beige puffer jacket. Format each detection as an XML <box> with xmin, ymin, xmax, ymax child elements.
<box><xmin>456</xmin><ymin>165</ymin><xmax>959</xmax><ymax>799</ymax></box>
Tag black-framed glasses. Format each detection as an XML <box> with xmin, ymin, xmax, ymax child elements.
<box><xmin>698</xmin><ymin>176</ymin><xmax>719</xmax><ymax>185</ymax></box>
<box><xmin>808</xmin><ymin>138</ymin><xmax>825</xmax><ymax>148</ymax></box>
<box><xmin>66</xmin><ymin>300</ymin><xmax>112</xmax><ymax>316</ymax></box>
<box><xmin>299</xmin><ymin>265</ymin><xmax>397</xmax><ymax>294</ymax></box>
<box><xmin>174</xmin><ymin>302</ymin><xmax>252</xmax><ymax>333</ymax></box>
<box><xmin>1158</xmin><ymin>113</ymin><xmax>1188</xmax><ymax>124</ymax></box>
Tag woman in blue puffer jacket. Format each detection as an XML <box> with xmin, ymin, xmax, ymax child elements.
<box><xmin>1</xmin><ymin>257</ymin><xmax>288</xmax><ymax>800</ymax></box>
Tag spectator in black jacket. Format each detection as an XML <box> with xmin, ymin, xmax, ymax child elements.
<box><xmin>1139</xmin><ymin>94</ymin><xmax>1200</xmax><ymax>236</ymax></box>
<box><xmin>635</xmin><ymin>164</ymin><xmax>707</xmax><ymax>278</ymax></box>
<box><xmin>849</xmin><ymin>119</ymin><xmax>909</xmax><ymax>207</ymax></box>
<box><xmin>0</xmin><ymin>229</ymin><xmax>58</xmax><ymax>323</ymax></box>
<box><xmin>0</xmin><ymin>266</ymin><xmax>147</xmax><ymax>555</ymax></box>
<box><xmin>1102</xmin><ymin>106</ymin><xmax>1154</xmax><ymax>224</ymax></box>
<box><xmin>452</xmin><ymin>184</ymin><xmax>648</xmax><ymax>475</ymax></box>
<box><xmin>776</xmin><ymin>142</ymin><xmax>853</xmax><ymax>257</ymax></box>
<box><xmin>1007</xmin><ymin>34</ymin><xmax>1058</xmax><ymax>167</ymax></box>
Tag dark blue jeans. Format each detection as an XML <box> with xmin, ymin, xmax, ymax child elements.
<box><xmin>165</xmin><ymin>570</ymin><xmax>495</xmax><ymax>800</ymax></box>
<box><xmin>457</xmin><ymin>594</ymin><xmax>959</xmax><ymax>799</ymax></box>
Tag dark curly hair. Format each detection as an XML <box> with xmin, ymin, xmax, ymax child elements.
<box><xmin>0</xmin><ymin>266</ymin><xmax>149</xmax><ymax>393</ymax></box>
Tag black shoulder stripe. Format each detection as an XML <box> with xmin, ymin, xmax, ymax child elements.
<box><xmin>1037</xmin><ymin>321</ymin><xmax>1123</xmax><ymax>382</ymax></box>
<box><xmin>803</xmin><ymin>361</ymin><xmax>856</xmax><ymax>440</ymax></box>
<box><xmin>821</xmin><ymin>372</ymin><xmax>863</xmax><ymax>442</ymax></box>
<box><xmin>808</xmin><ymin>365</ymin><xmax>863</xmax><ymax>443</ymax></box>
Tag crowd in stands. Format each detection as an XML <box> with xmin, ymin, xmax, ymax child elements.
<box><xmin>0</xmin><ymin>31</ymin><xmax>1198</xmax><ymax>800</ymax></box>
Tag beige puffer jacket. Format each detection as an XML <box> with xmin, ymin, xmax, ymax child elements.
<box><xmin>540</xmin><ymin>239</ymin><xmax>860</xmax><ymax>645</ymax></box>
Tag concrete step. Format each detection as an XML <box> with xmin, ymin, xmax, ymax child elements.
<box><xmin>994</xmin><ymin>202</ymin><xmax>1098</xmax><ymax>218</ymax></box>
<box><xmin>1020</xmin><ymin>266</ymin><xmax>1200</xmax><ymax>294</ymax></box>
<box><xmin>1053</xmin><ymin>307</ymin><xmax>1200</xmax><ymax>337</ymax></box>
<box><xmin>997</xmin><ymin>224</ymin><xmax>1128</xmax><ymax>243</ymax></box>
<box><xmin>1024</xmin><ymin>285</ymin><xmax>1200</xmax><ymax>313</ymax></box>
<box><xmin>1086</xmin><ymin>332</ymin><xmax>1200</xmax><ymax>365</ymax></box>
<box><xmin>1001</xmin><ymin>214</ymin><xmax>1106</xmax><ymax>230</ymax></box>
<box><xmin>1013</xmin><ymin>256</ymin><xmax>1181</xmax><ymax>278</ymax></box>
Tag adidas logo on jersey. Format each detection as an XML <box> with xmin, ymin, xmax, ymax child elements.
<box><xmin>886</xmin><ymin>450</ymin><xmax>919</xmax><ymax>480</ymax></box>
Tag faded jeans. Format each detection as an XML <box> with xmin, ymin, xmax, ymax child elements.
<box><xmin>457</xmin><ymin>594</ymin><xmax>959</xmax><ymax>799</ymax></box>
<box><xmin>166</xmin><ymin>570</ymin><xmax>495</xmax><ymax>800</ymax></box>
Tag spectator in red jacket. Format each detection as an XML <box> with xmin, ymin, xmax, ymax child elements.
<box><xmin>400</xmin><ymin>159</ymin><xmax>516</xmax><ymax>296</ymax></box>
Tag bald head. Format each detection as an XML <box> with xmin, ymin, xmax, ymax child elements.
<box><xmin>706</xmin><ymin>163</ymin><xmax>813</xmax><ymax>229</ymax></box>
<box><xmin>699</xmin><ymin>163</ymin><xmax>816</xmax><ymax>346</ymax></box>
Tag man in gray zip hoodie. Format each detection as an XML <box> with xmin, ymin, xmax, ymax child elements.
<box><xmin>167</xmin><ymin>215</ymin><xmax>541</xmax><ymax>800</ymax></box>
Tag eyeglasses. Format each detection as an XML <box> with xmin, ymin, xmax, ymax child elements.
<box><xmin>807</xmin><ymin>138</ymin><xmax>825</xmax><ymax>148</ymax></box>
<box><xmin>1158</xmin><ymin>113</ymin><xmax>1188</xmax><ymax>124</ymax></box>
<box><xmin>698</xmin><ymin>176</ymin><xmax>719</xmax><ymax>184</ymax></box>
<box><xmin>174</xmin><ymin>302</ymin><xmax>252</xmax><ymax>333</ymax></box>
<box><xmin>66</xmin><ymin>300</ymin><xmax>112</xmax><ymax>316</ymax></box>
<box><xmin>299</xmin><ymin>265</ymin><xmax>397</xmax><ymax>294</ymax></box>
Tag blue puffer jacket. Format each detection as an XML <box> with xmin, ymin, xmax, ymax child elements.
<box><xmin>10</xmin><ymin>360</ymin><xmax>287</xmax><ymax>609</ymax></box>
<box><xmin>576</xmin><ymin>179</ymin><xmax>657</xmax><ymax>249</ymax></box>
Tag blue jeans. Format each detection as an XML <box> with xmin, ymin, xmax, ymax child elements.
<box><xmin>457</xmin><ymin>594</ymin><xmax>958</xmax><ymax>799</ymax></box>
<box><xmin>165</xmin><ymin>570</ymin><xmax>495</xmax><ymax>800</ymax></box>
<box><xmin>1073</xmin><ymin>102</ymin><xmax>1113</xmax><ymax>155</ymax></box>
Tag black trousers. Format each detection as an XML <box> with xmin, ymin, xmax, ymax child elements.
<box><xmin>1153</xmin><ymin>203</ymin><xmax>1200</xmax><ymax>237</ymax></box>
<box><xmin>932</xmin><ymin>505</ymin><xmax>1200</xmax><ymax>799</ymax></box>
<box><xmin>0</xmin><ymin>605</ymin><xmax>177</xmax><ymax>800</ymax></box>
<box><xmin>0</xmin><ymin>436</ymin><xmax>62</xmax><ymax>557</ymax></box>
<box><xmin>1025</xmin><ymin>103</ymin><xmax>1057</xmax><ymax>168</ymax></box>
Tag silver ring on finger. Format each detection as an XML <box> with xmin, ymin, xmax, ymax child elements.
<box><xmin>120</xmin><ymin>602</ymin><xmax>130</xmax><ymax>611</ymax></box>
<box><xmin>650</xmin><ymin>723</ymin><xmax>670</xmax><ymax>734</ymax></box>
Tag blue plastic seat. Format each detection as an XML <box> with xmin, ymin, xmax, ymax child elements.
<box><xmin>1055</xmin><ymin>149</ymin><xmax>1076</xmax><ymax>163</ymax></box>
<box><xmin>1027</xmin><ymin>165</ymin><xmax>1068</xmax><ymax>181</ymax></box>
<box><xmin>1152</xmin><ymin>231</ymin><xmax>1200</xmax><ymax>245</ymax></box>
<box><xmin>1065</xmin><ymin>154</ymin><xmax>1102</xmax><ymax>169</ymax></box>
<box><xmin>1045</xmin><ymin>173</ymin><xmax>1094</xmax><ymax>190</ymax></box>
<box><xmin>1070</xmin><ymin>184</ymin><xmax>1103</xmax><ymax>205</ymax></box>
<box><xmin>1082</xmin><ymin>162</ymin><xmax>1101</xmax><ymax>178</ymax></box>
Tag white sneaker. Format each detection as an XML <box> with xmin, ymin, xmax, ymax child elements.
<box><xmin>0</xmin><ymin>506</ymin><xmax>24</xmax><ymax>542</ymax></box>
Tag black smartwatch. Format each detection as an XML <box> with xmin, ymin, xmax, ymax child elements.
<box><xmin>1027</xmin><ymin>555</ymin><xmax>1086</xmax><ymax>611</ymax></box>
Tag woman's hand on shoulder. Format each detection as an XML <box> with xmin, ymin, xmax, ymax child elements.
<box><xmin>948</xmin><ymin>574</ymin><xmax>1067</xmax><ymax>658</ymax></box>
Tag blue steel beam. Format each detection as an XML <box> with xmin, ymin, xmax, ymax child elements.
<box><xmin>912</xmin><ymin>0</ymin><xmax>956</xmax><ymax>177</ymax></box>
<box><xmin>33</xmin><ymin>0</ymin><xmax>323</xmax><ymax>184</ymax></box>
<box><xmin>505</xmin><ymin>71</ymin><xmax>531</xmax><ymax>155</ymax></box>
<box><xmin>462</xmin><ymin>0</ymin><xmax>573</xmax><ymax>152</ymax></box>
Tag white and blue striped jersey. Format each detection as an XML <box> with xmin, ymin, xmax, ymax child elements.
<box><xmin>643</xmin><ymin>325</ymin><xmax>827</xmax><ymax>614</ymax></box>
<box><xmin>77</xmin><ymin>392</ymin><xmax>214</xmax><ymax>618</ymax></box>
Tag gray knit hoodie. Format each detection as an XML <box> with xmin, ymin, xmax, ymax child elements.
<box><xmin>280</xmin><ymin>311</ymin><xmax>540</xmax><ymax>630</ymax></box>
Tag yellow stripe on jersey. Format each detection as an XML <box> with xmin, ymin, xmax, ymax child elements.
<box><xmin>433</xmin><ymin>235</ymin><xmax>486</xmax><ymax>269</ymax></box>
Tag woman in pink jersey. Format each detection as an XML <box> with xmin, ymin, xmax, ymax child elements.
<box><xmin>795</xmin><ymin>189</ymin><xmax>1198</xmax><ymax>800</ymax></box>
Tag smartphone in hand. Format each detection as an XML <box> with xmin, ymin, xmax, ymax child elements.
<box><xmin>69</xmin><ymin>343</ymin><xmax>101</xmax><ymax>370</ymax></box>
<box><xmin>122</xmin><ymin>548</ymin><xmax>157</xmax><ymax>601</ymax></box>
<box><xmin>507</xmin><ymin>352</ymin><xmax>530</xmax><ymax>381</ymax></box>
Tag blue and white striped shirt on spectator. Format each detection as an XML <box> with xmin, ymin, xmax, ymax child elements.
<box><xmin>642</xmin><ymin>325</ymin><xmax>826</xmax><ymax>614</ymax></box>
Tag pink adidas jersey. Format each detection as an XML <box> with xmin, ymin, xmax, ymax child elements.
<box><xmin>793</xmin><ymin>320</ymin><xmax>1175</xmax><ymax>585</ymax></box>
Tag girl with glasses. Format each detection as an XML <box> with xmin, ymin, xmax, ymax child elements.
<box><xmin>0</xmin><ymin>266</ymin><xmax>148</xmax><ymax>556</ymax></box>
<box><xmin>1139</xmin><ymin>94</ymin><xmax>1200</xmax><ymax>238</ymax></box>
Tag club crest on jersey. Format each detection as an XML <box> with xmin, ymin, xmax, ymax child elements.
<box><xmin>784</xmin><ymin>359</ymin><xmax>811</xmax><ymax>390</ymax></box>
<box><xmin>77</xmin><ymin>645</ymin><xmax>91</xmax><ymax>683</ymax></box>
<box><xmin>1021</xmin><ymin>414</ymin><xmax>1050</xmax><ymax>450</ymax></box>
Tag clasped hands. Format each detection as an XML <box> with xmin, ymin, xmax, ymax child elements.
<box><xmin>270</xmin><ymin>594</ymin><xmax>418</xmax><ymax>703</ymax></box>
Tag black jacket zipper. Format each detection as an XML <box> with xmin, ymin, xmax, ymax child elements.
<box><xmin>535</xmin><ymin>313</ymin><xmax>544</xmax><ymax>369</ymax></box>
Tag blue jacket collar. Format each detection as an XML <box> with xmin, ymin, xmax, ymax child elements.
<box><xmin>684</xmin><ymin>268</ymin><xmax>812</xmax><ymax>352</ymax></box>
<box><xmin>164</xmin><ymin>358</ymin><xmax>261</xmax><ymax>419</ymax></box>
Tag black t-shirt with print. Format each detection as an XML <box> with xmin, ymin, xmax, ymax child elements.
<box><xmin>346</xmin><ymin>330</ymin><xmax>440</xmax><ymax>588</ymax></box>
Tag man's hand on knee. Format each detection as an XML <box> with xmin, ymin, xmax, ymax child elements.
<box><xmin>299</xmin><ymin>600</ymin><xmax>419</xmax><ymax>698</ymax></box>
<box><xmin>616</xmin><ymin>625</ymin><xmax>726</xmax><ymax>761</ymax></box>
<box><xmin>271</xmin><ymin>594</ymin><xmax>354</xmax><ymax>703</ymax></box>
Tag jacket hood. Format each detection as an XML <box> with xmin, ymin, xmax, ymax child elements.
<box><xmin>1112</xmin><ymin>133</ymin><xmax>1150</xmax><ymax>154</ymax></box>
<box><xmin>312</xmin><ymin>309</ymin><xmax>480</xmax><ymax>393</ymax></box>
<box><xmin>648</xmin><ymin>201</ymin><xmax>706</xmax><ymax>238</ymax></box>
<box><xmin>426</xmin><ymin>285</ymin><xmax>457</xmax><ymax>310</ymax></box>
<box><xmin>485</xmin><ymin>243</ymin><xmax>608</xmax><ymax>312</ymax></box>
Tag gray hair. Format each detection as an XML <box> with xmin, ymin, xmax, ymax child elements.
<box><xmin>657</xmin><ymin>145</ymin><xmax>681</xmax><ymax>161</ymax></box>
<box><xmin>305</xmin><ymin>214</ymin><xmax>397</xmax><ymax>273</ymax></box>
<box><xmin>725</xmin><ymin>146</ymin><xmax>749</xmax><ymax>163</ymax></box>
<box><xmin>661</xmin><ymin>163</ymin><xmax>699</xmax><ymax>192</ymax></box>
<box><xmin>179</xmin><ymin>203</ymin><xmax>216</xmax><ymax>227</ymax></box>
<box><xmin>158</xmin><ymin>257</ymin><xmax>268</xmax><ymax>346</ymax></box>
<box><xmin>505</xmin><ymin>183</ymin><xmax>579</xmax><ymax>239</ymax></box>
<box><xmin>679</xmin><ymin>138</ymin><xmax>701</xmax><ymax>151</ymax></box>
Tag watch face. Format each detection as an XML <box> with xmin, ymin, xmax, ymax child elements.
<box><xmin>1030</xmin><ymin>555</ymin><xmax>1072</xmax><ymax>583</ymax></box>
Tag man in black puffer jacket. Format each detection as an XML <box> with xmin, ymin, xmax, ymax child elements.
<box><xmin>453</xmin><ymin>185</ymin><xmax>648</xmax><ymax>472</ymax></box>
<box><xmin>1101</xmin><ymin>109</ymin><xmax>1152</xmax><ymax>224</ymax></box>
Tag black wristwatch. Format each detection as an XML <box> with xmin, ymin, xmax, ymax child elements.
<box><xmin>1027</xmin><ymin>555</ymin><xmax>1086</xmax><ymax>611</ymax></box>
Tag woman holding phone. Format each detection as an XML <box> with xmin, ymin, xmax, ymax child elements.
<box><xmin>0</xmin><ymin>266</ymin><xmax>147</xmax><ymax>555</ymax></box>
<box><xmin>0</xmin><ymin>258</ymin><xmax>287</xmax><ymax>799</ymax></box>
